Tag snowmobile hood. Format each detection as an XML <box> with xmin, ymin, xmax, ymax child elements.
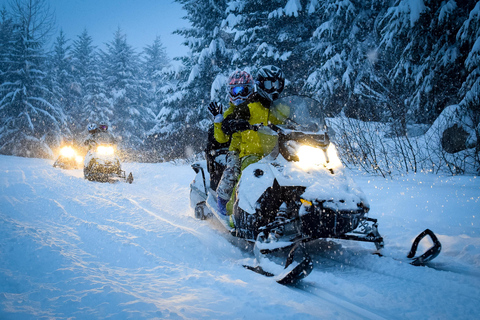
<box><xmin>237</xmin><ymin>155</ymin><xmax>368</xmax><ymax>214</ymax></box>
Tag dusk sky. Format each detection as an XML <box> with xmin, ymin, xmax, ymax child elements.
<box><xmin>48</xmin><ymin>0</ymin><xmax>189</xmax><ymax>62</ymax></box>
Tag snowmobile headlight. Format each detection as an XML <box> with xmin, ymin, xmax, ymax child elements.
<box><xmin>295</xmin><ymin>143</ymin><xmax>342</xmax><ymax>171</ymax></box>
<box><xmin>60</xmin><ymin>146</ymin><xmax>76</xmax><ymax>158</ymax></box>
<box><xmin>325</xmin><ymin>143</ymin><xmax>342</xmax><ymax>169</ymax></box>
<box><xmin>97</xmin><ymin>145</ymin><xmax>115</xmax><ymax>156</ymax></box>
<box><xmin>296</xmin><ymin>145</ymin><xmax>326</xmax><ymax>170</ymax></box>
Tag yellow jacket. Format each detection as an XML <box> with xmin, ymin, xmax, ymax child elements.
<box><xmin>214</xmin><ymin>100</ymin><xmax>286</xmax><ymax>159</ymax></box>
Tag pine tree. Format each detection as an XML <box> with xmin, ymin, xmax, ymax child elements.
<box><xmin>300</xmin><ymin>1</ymin><xmax>390</xmax><ymax>120</ymax></box>
<box><xmin>224</xmin><ymin>0</ymin><xmax>318</xmax><ymax>92</ymax></box>
<box><xmin>70</xmin><ymin>29</ymin><xmax>112</xmax><ymax>136</ymax></box>
<box><xmin>0</xmin><ymin>0</ymin><xmax>64</xmax><ymax>158</ymax></box>
<box><xmin>101</xmin><ymin>28</ymin><xmax>153</xmax><ymax>150</ymax></box>
<box><xmin>149</xmin><ymin>0</ymin><xmax>230</xmax><ymax>160</ymax></box>
<box><xmin>0</xmin><ymin>7</ymin><xmax>15</xmax><ymax>80</ymax></box>
<box><xmin>457</xmin><ymin>1</ymin><xmax>480</xmax><ymax>157</ymax></box>
<box><xmin>142</xmin><ymin>35</ymin><xmax>171</xmax><ymax>117</ymax></box>
<box><xmin>458</xmin><ymin>1</ymin><xmax>480</xmax><ymax>113</ymax></box>
<box><xmin>47</xmin><ymin>30</ymin><xmax>74</xmax><ymax>139</ymax></box>
<box><xmin>379</xmin><ymin>0</ymin><xmax>471</xmax><ymax>126</ymax></box>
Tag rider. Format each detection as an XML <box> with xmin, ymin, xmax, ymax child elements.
<box><xmin>84</xmin><ymin>122</ymin><xmax>115</xmax><ymax>149</ymax></box>
<box><xmin>208</xmin><ymin>70</ymin><xmax>255</xmax><ymax>217</ymax></box>
<box><xmin>95</xmin><ymin>122</ymin><xmax>116</xmax><ymax>144</ymax></box>
<box><xmin>84</xmin><ymin>123</ymin><xmax>99</xmax><ymax>149</ymax></box>
<box><xmin>209</xmin><ymin>67</ymin><xmax>287</xmax><ymax>218</ymax></box>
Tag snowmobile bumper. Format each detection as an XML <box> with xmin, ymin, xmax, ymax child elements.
<box><xmin>53</xmin><ymin>155</ymin><xmax>82</xmax><ymax>169</ymax></box>
<box><xmin>300</xmin><ymin>202</ymin><xmax>367</xmax><ymax>239</ymax></box>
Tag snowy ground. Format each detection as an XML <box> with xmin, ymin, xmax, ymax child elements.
<box><xmin>0</xmin><ymin>154</ymin><xmax>479</xmax><ymax>319</ymax></box>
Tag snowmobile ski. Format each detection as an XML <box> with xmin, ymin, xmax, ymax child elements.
<box><xmin>407</xmin><ymin>229</ymin><xmax>441</xmax><ymax>266</ymax></box>
<box><xmin>276</xmin><ymin>248</ymin><xmax>314</xmax><ymax>285</ymax></box>
<box><xmin>243</xmin><ymin>265</ymin><xmax>275</xmax><ymax>277</ymax></box>
<box><xmin>126</xmin><ymin>172</ymin><xmax>134</xmax><ymax>184</ymax></box>
<box><xmin>374</xmin><ymin>229</ymin><xmax>441</xmax><ymax>266</ymax></box>
<box><xmin>244</xmin><ymin>242</ymin><xmax>314</xmax><ymax>285</ymax></box>
<box><xmin>242</xmin><ymin>256</ymin><xmax>313</xmax><ymax>286</ymax></box>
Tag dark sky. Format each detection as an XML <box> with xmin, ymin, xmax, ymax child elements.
<box><xmin>48</xmin><ymin>0</ymin><xmax>189</xmax><ymax>63</ymax></box>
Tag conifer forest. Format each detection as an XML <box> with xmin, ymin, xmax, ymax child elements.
<box><xmin>1</xmin><ymin>0</ymin><xmax>479</xmax><ymax>174</ymax></box>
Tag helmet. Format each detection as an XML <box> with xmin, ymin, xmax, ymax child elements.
<box><xmin>87</xmin><ymin>123</ymin><xmax>97</xmax><ymax>134</ymax></box>
<box><xmin>256</xmin><ymin>65</ymin><xmax>285</xmax><ymax>101</ymax></box>
<box><xmin>227</xmin><ymin>70</ymin><xmax>254</xmax><ymax>106</ymax></box>
<box><xmin>98</xmin><ymin>122</ymin><xmax>108</xmax><ymax>131</ymax></box>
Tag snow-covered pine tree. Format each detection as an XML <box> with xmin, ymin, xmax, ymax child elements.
<box><xmin>70</xmin><ymin>29</ymin><xmax>112</xmax><ymax>138</ymax></box>
<box><xmin>301</xmin><ymin>0</ymin><xmax>390</xmax><ymax>120</ymax></box>
<box><xmin>379</xmin><ymin>0</ymin><xmax>471</xmax><ymax>126</ymax></box>
<box><xmin>140</xmin><ymin>36</ymin><xmax>172</xmax><ymax>161</ymax></box>
<box><xmin>47</xmin><ymin>30</ymin><xmax>74</xmax><ymax>140</ymax></box>
<box><xmin>0</xmin><ymin>0</ymin><xmax>65</xmax><ymax>158</ymax></box>
<box><xmin>100</xmin><ymin>28</ymin><xmax>153</xmax><ymax>152</ymax></box>
<box><xmin>148</xmin><ymin>0</ymin><xmax>231</xmax><ymax>160</ymax></box>
<box><xmin>223</xmin><ymin>0</ymin><xmax>318</xmax><ymax>93</ymax></box>
<box><xmin>457</xmin><ymin>1</ymin><xmax>480</xmax><ymax>169</ymax></box>
<box><xmin>142</xmin><ymin>36</ymin><xmax>171</xmax><ymax>118</ymax></box>
<box><xmin>458</xmin><ymin>1</ymin><xmax>480</xmax><ymax>118</ymax></box>
<box><xmin>0</xmin><ymin>7</ymin><xmax>15</xmax><ymax>80</ymax></box>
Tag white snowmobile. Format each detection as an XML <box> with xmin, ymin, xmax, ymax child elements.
<box><xmin>190</xmin><ymin>96</ymin><xmax>441</xmax><ymax>284</ymax></box>
<box><xmin>84</xmin><ymin>143</ymin><xmax>133</xmax><ymax>184</ymax></box>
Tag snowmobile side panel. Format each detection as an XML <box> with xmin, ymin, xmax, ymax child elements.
<box><xmin>237</xmin><ymin>162</ymin><xmax>276</xmax><ymax>214</ymax></box>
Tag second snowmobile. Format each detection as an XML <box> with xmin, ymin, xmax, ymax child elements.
<box><xmin>84</xmin><ymin>143</ymin><xmax>133</xmax><ymax>184</ymax></box>
<box><xmin>190</xmin><ymin>95</ymin><xmax>441</xmax><ymax>284</ymax></box>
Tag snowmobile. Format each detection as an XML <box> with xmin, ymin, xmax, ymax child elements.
<box><xmin>53</xmin><ymin>145</ymin><xmax>84</xmax><ymax>169</ymax></box>
<box><xmin>84</xmin><ymin>143</ymin><xmax>133</xmax><ymax>184</ymax></box>
<box><xmin>190</xmin><ymin>96</ymin><xmax>441</xmax><ymax>285</ymax></box>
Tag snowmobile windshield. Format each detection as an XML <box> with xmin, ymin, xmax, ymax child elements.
<box><xmin>257</xmin><ymin>95</ymin><xmax>330</xmax><ymax>159</ymax></box>
<box><xmin>271</xmin><ymin>96</ymin><xmax>326</xmax><ymax>132</ymax></box>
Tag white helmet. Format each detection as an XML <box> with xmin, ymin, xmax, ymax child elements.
<box><xmin>87</xmin><ymin>123</ymin><xmax>97</xmax><ymax>133</ymax></box>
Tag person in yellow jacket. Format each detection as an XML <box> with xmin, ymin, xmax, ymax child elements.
<box><xmin>208</xmin><ymin>67</ymin><xmax>287</xmax><ymax>218</ymax></box>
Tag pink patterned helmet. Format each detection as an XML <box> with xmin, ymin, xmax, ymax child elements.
<box><xmin>227</xmin><ymin>70</ymin><xmax>254</xmax><ymax>106</ymax></box>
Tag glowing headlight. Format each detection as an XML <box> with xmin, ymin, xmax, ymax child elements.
<box><xmin>296</xmin><ymin>144</ymin><xmax>342</xmax><ymax>170</ymax></box>
<box><xmin>75</xmin><ymin>155</ymin><xmax>84</xmax><ymax>164</ymax></box>
<box><xmin>60</xmin><ymin>146</ymin><xmax>76</xmax><ymax>158</ymax></box>
<box><xmin>325</xmin><ymin>143</ymin><xmax>342</xmax><ymax>169</ymax></box>
<box><xmin>97</xmin><ymin>145</ymin><xmax>115</xmax><ymax>156</ymax></box>
<box><xmin>296</xmin><ymin>145</ymin><xmax>326</xmax><ymax>169</ymax></box>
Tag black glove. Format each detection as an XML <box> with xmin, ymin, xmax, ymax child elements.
<box><xmin>222</xmin><ymin>119</ymin><xmax>252</xmax><ymax>135</ymax></box>
<box><xmin>208</xmin><ymin>102</ymin><xmax>223</xmax><ymax>117</ymax></box>
<box><xmin>250</xmin><ymin>123</ymin><xmax>262</xmax><ymax>131</ymax></box>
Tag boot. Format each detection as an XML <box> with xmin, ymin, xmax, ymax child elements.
<box><xmin>217</xmin><ymin>197</ymin><xmax>229</xmax><ymax>216</ymax></box>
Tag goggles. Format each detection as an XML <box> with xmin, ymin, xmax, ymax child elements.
<box><xmin>99</xmin><ymin>125</ymin><xmax>108</xmax><ymax>131</ymax></box>
<box><xmin>261</xmin><ymin>79</ymin><xmax>280</xmax><ymax>93</ymax></box>
<box><xmin>230</xmin><ymin>85</ymin><xmax>252</xmax><ymax>98</ymax></box>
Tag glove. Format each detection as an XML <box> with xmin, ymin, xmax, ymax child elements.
<box><xmin>208</xmin><ymin>102</ymin><xmax>223</xmax><ymax>117</ymax></box>
<box><xmin>222</xmin><ymin>119</ymin><xmax>252</xmax><ymax>135</ymax></box>
<box><xmin>250</xmin><ymin>123</ymin><xmax>262</xmax><ymax>131</ymax></box>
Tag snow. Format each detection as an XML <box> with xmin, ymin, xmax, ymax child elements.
<box><xmin>1</xmin><ymin>154</ymin><xmax>480</xmax><ymax>319</ymax></box>
<box><xmin>405</xmin><ymin>0</ymin><xmax>427</xmax><ymax>27</ymax></box>
<box><xmin>284</xmin><ymin>0</ymin><xmax>302</xmax><ymax>17</ymax></box>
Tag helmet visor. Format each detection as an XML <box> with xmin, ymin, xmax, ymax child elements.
<box><xmin>99</xmin><ymin>125</ymin><xmax>108</xmax><ymax>131</ymax></box>
<box><xmin>230</xmin><ymin>86</ymin><xmax>252</xmax><ymax>98</ymax></box>
<box><xmin>262</xmin><ymin>79</ymin><xmax>280</xmax><ymax>93</ymax></box>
